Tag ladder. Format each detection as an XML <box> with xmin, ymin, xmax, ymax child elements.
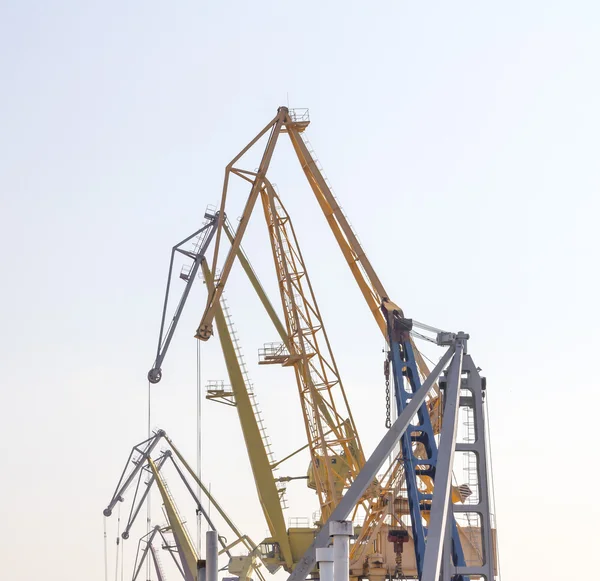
<box><xmin>299</xmin><ymin>133</ymin><xmax>363</xmax><ymax>247</ymax></box>
<box><xmin>220</xmin><ymin>295</ymin><xmax>288</xmax><ymax>508</ymax></box>
<box><xmin>162</xmin><ymin>477</ymin><xmax>196</xmax><ymax>553</ymax></box>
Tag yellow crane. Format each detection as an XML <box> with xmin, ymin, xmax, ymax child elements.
<box><xmin>192</xmin><ymin>108</ymin><xmax>402</xmax><ymax>577</ymax></box>
<box><xmin>148</xmin><ymin>457</ymin><xmax>200</xmax><ymax>581</ymax></box>
<box><xmin>258</xmin><ymin>181</ymin><xmax>365</xmax><ymax>522</ymax></box>
<box><xmin>104</xmin><ymin>432</ymin><xmax>200</xmax><ymax>581</ymax></box>
<box><xmin>283</xmin><ymin>113</ymin><xmax>443</xmax><ymax>431</ymax></box>
<box><xmin>193</xmin><ymin>107</ymin><xmax>478</xmax><ymax>579</ymax></box>
<box><xmin>145</xmin><ymin>212</ymin><xmax>323</xmax><ymax>572</ymax></box>
<box><xmin>104</xmin><ymin>430</ymin><xmax>267</xmax><ymax>581</ymax></box>
<box><xmin>204</xmin><ymin>218</ymin><xmax>395</xmax><ymax>576</ymax></box>
<box><xmin>142</xmin><ymin>106</ymin><xmax>497</xmax><ymax>581</ymax></box>
<box><xmin>201</xmin><ymin>257</ymin><xmax>294</xmax><ymax>569</ymax></box>
<box><xmin>195</xmin><ymin>109</ymin><xmax>367</xmax><ymax>526</ymax></box>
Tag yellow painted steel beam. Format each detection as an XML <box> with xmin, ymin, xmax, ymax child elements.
<box><xmin>282</xmin><ymin>111</ymin><xmax>451</xmax><ymax>550</ymax></box>
<box><xmin>284</xmin><ymin>120</ymin><xmax>389</xmax><ymax>334</ymax></box>
<box><xmin>147</xmin><ymin>458</ymin><xmax>199</xmax><ymax>581</ymax></box>
<box><xmin>260</xmin><ymin>182</ymin><xmax>365</xmax><ymax>522</ymax></box>
<box><xmin>201</xmin><ymin>260</ymin><xmax>294</xmax><ymax>568</ymax></box>
<box><xmin>190</xmin><ymin>105</ymin><xmax>367</xmax><ymax>523</ymax></box>
<box><xmin>189</xmin><ymin>108</ymin><xmax>446</xmax><ymax>575</ymax></box>
<box><xmin>283</xmin><ymin>116</ymin><xmax>439</xmax><ymax>403</ymax></box>
<box><xmin>165</xmin><ymin>437</ymin><xmax>269</xmax><ymax>581</ymax></box>
<box><xmin>166</xmin><ymin>436</ymin><xmax>264</xmax><ymax>558</ymax></box>
<box><xmin>224</xmin><ymin>215</ymin><xmax>348</xmax><ymax>445</ymax></box>
<box><xmin>196</xmin><ymin>108</ymin><xmax>288</xmax><ymax>341</ymax></box>
<box><xmin>222</xmin><ymin>219</ymin><xmax>288</xmax><ymax>343</ymax></box>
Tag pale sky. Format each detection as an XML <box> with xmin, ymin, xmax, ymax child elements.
<box><xmin>1</xmin><ymin>2</ymin><xmax>598</xmax><ymax>580</ymax></box>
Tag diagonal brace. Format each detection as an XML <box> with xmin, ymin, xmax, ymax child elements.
<box><xmin>421</xmin><ymin>338</ymin><xmax>465</xmax><ymax>581</ymax></box>
<box><xmin>287</xmin><ymin>343</ymin><xmax>457</xmax><ymax>581</ymax></box>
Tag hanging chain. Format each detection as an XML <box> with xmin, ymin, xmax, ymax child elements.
<box><xmin>384</xmin><ymin>353</ymin><xmax>391</xmax><ymax>429</ymax></box>
<box><xmin>395</xmin><ymin>550</ymin><xmax>403</xmax><ymax>579</ymax></box>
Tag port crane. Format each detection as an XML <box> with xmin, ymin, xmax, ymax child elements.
<box><xmin>185</xmin><ymin>109</ymin><xmax>408</xmax><ymax>578</ymax></box>
<box><xmin>148</xmin><ymin>214</ymin><xmax>218</xmax><ymax>384</ymax></box>
<box><xmin>280</xmin><ymin>108</ymin><xmax>496</xmax><ymax>580</ymax></box>
<box><xmin>104</xmin><ymin>430</ymin><xmax>267</xmax><ymax>581</ymax></box>
<box><xmin>143</xmin><ymin>107</ymin><xmax>498</xmax><ymax>579</ymax></box>
<box><xmin>132</xmin><ymin>525</ymin><xmax>187</xmax><ymax>581</ymax></box>
<box><xmin>146</xmin><ymin>204</ymin><xmax>406</xmax><ymax>576</ymax></box>
<box><xmin>193</xmin><ymin>108</ymin><xmax>498</xmax><ymax>580</ymax></box>
<box><xmin>146</xmin><ymin>215</ymin><xmax>300</xmax><ymax>570</ymax></box>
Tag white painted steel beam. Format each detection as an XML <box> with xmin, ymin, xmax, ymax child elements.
<box><xmin>316</xmin><ymin>548</ymin><xmax>334</xmax><ymax>581</ymax></box>
<box><xmin>287</xmin><ymin>344</ymin><xmax>456</xmax><ymax>581</ymax></box>
<box><xmin>330</xmin><ymin>521</ymin><xmax>352</xmax><ymax>581</ymax></box>
<box><xmin>206</xmin><ymin>530</ymin><xmax>218</xmax><ymax>581</ymax></box>
<box><xmin>421</xmin><ymin>338</ymin><xmax>465</xmax><ymax>581</ymax></box>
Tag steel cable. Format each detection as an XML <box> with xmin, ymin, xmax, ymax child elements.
<box><xmin>147</xmin><ymin>381</ymin><xmax>152</xmax><ymax>581</ymax></box>
<box><xmin>114</xmin><ymin>504</ymin><xmax>121</xmax><ymax>581</ymax></box>
<box><xmin>484</xmin><ymin>394</ymin><xmax>502</xmax><ymax>580</ymax></box>
<box><xmin>103</xmin><ymin>516</ymin><xmax>108</xmax><ymax>581</ymax></box>
<box><xmin>197</xmin><ymin>339</ymin><xmax>203</xmax><ymax>556</ymax></box>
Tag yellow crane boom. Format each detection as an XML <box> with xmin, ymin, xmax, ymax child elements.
<box><xmin>104</xmin><ymin>431</ymin><xmax>270</xmax><ymax>581</ymax></box>
<box><xmin>196</xmin><ymin>106</ymin><xmax>433</xmax><ymax>395</ymax></box>
<box><xmin>283</xmin><ymin>116</ymin><xmax>440</xmax><ymax>422</ymax></box>
<box><xmin>148</xmin><ymin>457</ymin><xmax>200</xmax><ymax>581</ymax></box>
<box><xmin>259</xmin><ymin>181</ymin><xmax>364</xmax><ymax>522</ymax></box>
<box><xmin>197</xmin><ymin>109</ymin><xmax>288</xmax><ymax>342</ymax></box>
<box><xmin>201</xmin><ymin>259</ymin><xmax>294</xmax><ymax>568</ymax></box>
<box><xmin>193</xmin><ymin>106</ymin><xmax>365</xmax><ymax>525</ymax></box>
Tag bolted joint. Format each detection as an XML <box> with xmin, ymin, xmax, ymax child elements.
<box><xmin>195</xmin><ymin>324</ymin><xmax>214</xmax><ymax>341</ymax></box>
<box><xmin>456</xmin><ymin>331</ymin><xmax>470</xmax><ymax>352</ymax></box>
<box><xmin>436</xmin><ymin>330</ymin><xmax>470</xmax><ymax>346</ymax></box>
<box><xmin>329</xmin><ymin>520</ymin><xmax>353</xmax><ymax>537</ymax></box>
<box><xmin>436</xmin><ymin>331</ymin><xmax>457</xmax><ymax>346</ymax></box>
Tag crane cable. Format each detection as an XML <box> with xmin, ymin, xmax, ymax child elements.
<box><xmin>197</xmin><ymin>339</ymin><xmax>203</xmax><ymax>555</ymax></box>
<box><xmin>147</xmin><ymin>380</ymin><xmax>153</xmax><ymax>581</ymax></box>
<box><xmin>103</xmin><ymin>516</ymin><xmax>108</xmax><ymax>581</ymax></box>
<box><xmin>114</xmin><ymin>504</ymin><xmax>121</xmax><ymax>581</ymax></box>
<box><xmin>484</xmin><ymin>392</ymin><xmax>502</xmax><ymax>580</ymax></box>
<box><xmin>120</xmin><ymin>514</ymin><xmax>124</xmax><ymax>581</ymax></box>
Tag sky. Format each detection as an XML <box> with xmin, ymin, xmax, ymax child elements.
<box><xmin>0</xmin><ymin>1</ymin><xmax>598</xmax><ymax>580</ymax></box>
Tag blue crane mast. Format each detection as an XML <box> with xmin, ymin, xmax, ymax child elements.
<box><xmin>384</xmin><ymin>303</ymin><xmax>466</xmax><ymax>580</ymax></box>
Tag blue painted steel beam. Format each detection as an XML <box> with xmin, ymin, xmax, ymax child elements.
<box><xmin>386</xmin><ymin>316</ymin><xmax>466</xmax><ymax>580</ymax></box>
